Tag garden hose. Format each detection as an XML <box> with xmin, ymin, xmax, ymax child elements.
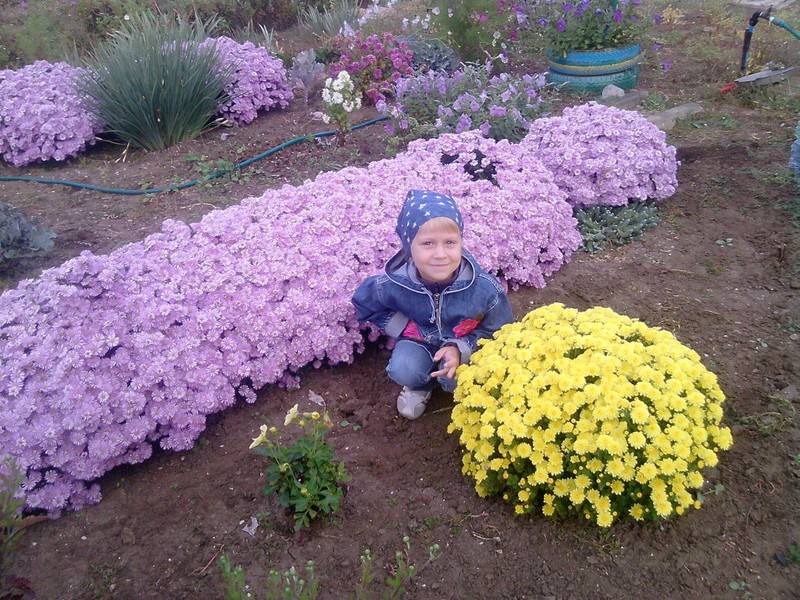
<box><xmin>0</xmin><ymin>116</ymin><xmax>389</xmax><ymax>196</ymax></box>
<box><xmin>741</xmin><ymin>6</ymin><xmax>800</xmax><ymax>73</ymax></box>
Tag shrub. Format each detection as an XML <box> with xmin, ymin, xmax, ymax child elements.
<box><xmin>429</xmin><ymin>0</ymin><xmax>510</xmax><ymax>62</ymax></box>
<box><xmin>329</xmin><ymin>32</ymin><xmax>413</xmax><ymax>105</ymax></box>
<box><xmin>522</xmin><ymin>102</ymin><xmax>679</xmax><ymax>208</ymax></box>
<box><xmin>576</xmin><ymin>202</ymin><xmax>661</xmax><ymax>254</ymax></box>
<box><xmin>1</xmin><ymin>456</ymin><xmax>25</xmax><ymax>580</ymax></box>
<box><xmin>0</xmin><ymin>130</ymin><xmax>579</xmax><ymax>514</ymax></box>
<box><xmin>397</xmin><ymin>35</ymin><xmax>460</xmax><ymax>74</ymax></box>
<box><xmin>379</xmin><ymin>65</ymin><xmax>548</xmax><ymax>143</ymax></box>
<box><xmin>79</xmin><ymin>13</ymin><xmax>232</xmax><ymax>151</ymax></box>
<box><xmin>0</xmin><ymin>202</ymin><xmax>56</xmax><ymax>269</ymax></box>
<box><xmin>449</xmin><ymin>303</ymin><xmax>733</xmax><ymax>527</ymax></box>
<box><xmin>201</xmin><ymin>36</ymin><xmax>293</xmax><ymax>126</ymax></box>
<box><xmin>0</xmin><ymin>61</ymin><xmax>102</xmax><ymax>167</ymax></box>
<box><xmin>288</xmin><ymin>49</ymin><xmax>327</xmax><ymax>101</ymax></box>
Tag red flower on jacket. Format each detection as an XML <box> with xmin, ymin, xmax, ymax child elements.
<box><xmin>453</xmin><ymin>318</ymin><xmax>481</xmax><ymax>338</ymax></box>
<box><xmin>402</xmin><ymin>320</ymin><xmax>423</xmax><ymax>341</ymax></box>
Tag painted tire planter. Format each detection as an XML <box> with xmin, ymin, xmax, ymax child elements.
<box><xmin>546</xmin><ymin>44</ymin><xmax>642</xmax><ymax>93</ymax></box>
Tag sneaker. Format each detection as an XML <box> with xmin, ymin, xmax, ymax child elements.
<box><xmin>396</xmin><ymin>386</ymin><xmax>432</xmax><ymax>420</ymax></box>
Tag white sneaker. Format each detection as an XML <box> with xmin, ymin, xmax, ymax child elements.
<box><xmin>396</xmin><ymin>387</ymin><xmax>432</xmax><ymax>420</ymax></box>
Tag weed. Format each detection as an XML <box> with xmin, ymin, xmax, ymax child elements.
<box><xmin>699</xmin><ymin>259</ymin><xmax>723</xmax><ymax>275</ymax></box>
<box><xmin>728</xmin><ymin>578</ymin><xmax>753</xmax><ymax>598</ymax></box>
<box><xmin>218</xmin><ymin>537</ymin><xmax>441</xmax><ymax>599</ymax></box>
<box><xmin>715</xmin><ymin>238</ymin><xmax>733</xmax><ymax>247</ymax></box>
<box><xmin>640</xmin><ymin>91</ymin><xmax>671</xmax><ymax>112</ymax></box>
<box><xmin>87</xmin><ymin>564</ymin><xmax>118</xmax><ymax>599</ymax></box>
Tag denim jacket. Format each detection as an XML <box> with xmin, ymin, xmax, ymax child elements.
<box><xmin>352</xmin><ymin>249</ymin><xmax>514</xmax><ymax>363</ymax></box>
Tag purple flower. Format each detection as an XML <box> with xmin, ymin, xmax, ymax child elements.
<box><xmin>661</xmin><ymin>61</ymin><xmax>671</xmax><ymax>71</ymax></box>
<box><xmin>489</xmin><ymin>105</ymin><xmax>507</xmax><ymax>117</ymax></box>
<box><xmin>613</xmin><ymin>9</ymin><xmax>623</xmax><ymax>22</ymax></box>
<box><xmin>653</xmin><ymin>13</ymin><xmax>663</xmax><ymax>24</ymax></box>
<box><xmin>563</xmin><ymin>2</ymin><xmax>574</xmax><ymax>12</ymax></box>
<box><xmin>556</xmin><ymin>18</ymin><xmax>567</xmax><ymax>32</ymax></box>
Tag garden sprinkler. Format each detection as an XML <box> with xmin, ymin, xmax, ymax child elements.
<box><xmin>720</xmin><ymin>5</ymin><xmax>800</xmax><ymax>92</ymax></box>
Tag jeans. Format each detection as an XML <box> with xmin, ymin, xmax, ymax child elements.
<box><xmin>386</xmin><ymin>339</ymin><xmax>457</xmax><ymax>393</ymax></box>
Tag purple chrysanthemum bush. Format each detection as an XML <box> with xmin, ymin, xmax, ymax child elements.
<box><xmin>0</xmin><ymin>129</ymin><xmax>581</xmax><ymax>514</ymax></box>
<box><xmin>522</xmin><ymin>102</ymin><xmax>678</xmax><ymax>208</ymax></box>
<box><xmin>0</xmin><ymin>61</ymin><xmax>103</xmax><ymax>167</ymax></box>
<box><xmin>203</xmin><ymin>36</ymin><xmax>293</xmax><ymax>125</ymax></box>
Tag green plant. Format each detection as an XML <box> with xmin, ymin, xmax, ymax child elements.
<box><xmin>449</xmin><ymin>303</ymin><xmax>734</xmax><ymax>527</ymax></box>
<box><xmin>218</xmin><ymin>538</ymin><xmax>441</xmax><ymax>600</ymax></box>
<box><xmin>1</xmin><ymin>456</ymin><xmax>25</xmax><ymax>580</ymax></box>
<box><xmin>232</xmin><ymin>20</ymin><xmax>282</xmax><ymax>54</ymax></box>
<box><xmin>431</xmin><ymin>0</ymin><xmax>506</xmax><ymax>62</ymax></box>
<box><xmin>218</xmin><ymin>554</ymin><xmax>248</xmax><ymax>600</ymax></box>
<box><xmin>0</xmin><ymin>202</ymin><xmax>56</xmax><ymax>271</ymax></box>
<box><xmin>79</xmin><ymin>12</ymin><xmax>232</xmax><ymax>151</ymax></box>
<box><xmin>575</xmin><ymin>202</ymin><xmax>661</xmax><ymax>254</ymax></box>
<box><xmin>530</xmin><ymin>0</ymin><xmax>653</xmax><ymax>55</ymax></box>
<box><xmin>250</xmin><ymin>404</ymin><xmax>349</xmax><ymax>531</ymax></box>
<box><xmin>300</xmin><ymin>0</ymin><xmax>361</xmax><ymax>40</ymax></box>
<box><xmin>321</xmin><ymin>70</ymin><xmax>362</xmax><ymax>145</ymax></box>
<box><xmin>398</xmin><ymin>35</ymin><xmax>460</xmax><ymax>74</ymax></box>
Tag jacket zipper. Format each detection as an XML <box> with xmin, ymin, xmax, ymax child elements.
<box><xmin>433</xmin><ymin>292</ymin><xmax>442</xmax><ymax>333</ymax></box>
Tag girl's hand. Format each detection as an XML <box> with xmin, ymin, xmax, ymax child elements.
<box><xmin>431</xmin><ymin>346</ymin><xmax>461</xmax><ymax>380</ymax></box>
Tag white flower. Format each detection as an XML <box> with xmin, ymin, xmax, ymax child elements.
<box><xmin>332</xmin><ymin>91</ymin><xmax>344</xmax><ymax>104</ymax></box>
<box><xmin>322</xmin><ymin>114</ymin><xmax>331</xmax><ymax>123</ymax></box>
<box><xmin>322</xmin><ymin>88</ymin><xmax>332</xmax><ymax>103</ymax></box>
<box><xmin>249</xmin><ymin>424</ymin><xmax>269</xmax><ymax>449</ymax></box>
<box><xmin>284</xmin><ymin>404</ymin><xmax>299</xmax><ymax>426</ymax></box>
<box><xmin>432</xmin><ymin>6</ymin><xmax>440</xmax><ymax>15</ymax></box>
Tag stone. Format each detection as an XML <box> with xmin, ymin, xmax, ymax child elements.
<box><xmin>601</xmin><ymin>89</ymin><xmax>649</xmax><ymax>110</ymax></box>
<box><xmin>647</xmin><ymin>102</ymin><xmax>704</xmax><ymax>131</ymax></box>
<box><xmin>601</xmin><ymin>84</ymin><xmax>625</xmax><ymax>98</ymax></box>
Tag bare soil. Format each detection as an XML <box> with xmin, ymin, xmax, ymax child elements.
<box><xmin>2</xmin><ymin>27</ymin><xmax>799</xmax><ymax>600</ymax></box>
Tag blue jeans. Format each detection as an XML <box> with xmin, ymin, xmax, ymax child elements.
<box><xmin>386</xmin><ymin>339</ymin><xmax>457</xmax><ymax>393</ymax></box>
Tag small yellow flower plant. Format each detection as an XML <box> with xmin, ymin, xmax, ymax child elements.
<box><xmin>448</xmin><ymin>303</ymin><xmax>733</xmax><ymax>527</ymax></box>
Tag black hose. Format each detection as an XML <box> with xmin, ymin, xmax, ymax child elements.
<box><xmin>0</xmin><ymin>116</ymin><xmax>389</xmax><ymax>196</ymax></box>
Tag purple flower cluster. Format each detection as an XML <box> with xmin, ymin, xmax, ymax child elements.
<box><xmin>0</xmin><ymin>128</ymin><xmax>580</xmax><ymax>514</ymax></box>
<box><xmin>381</xmin><ymin>66</ymin><xmax>547</xmax><ymax>143</ymax></box>
<box><xmin>202</xmin><ymin>37</ymin><xmax>293</xmax><ymax>125</ymax></box>
<box><xmin>0</xmin><ymin>61</ymin><xmax>103</xmax><ymax>167</ymax></box>
<box><xmin>522</xmin><ymin>102</ymin><xmax>678</xmax><ymax>207</ymax></box>
<box><xmin>329</xmin><ymin>32</ymin><xmax>413</xmax><ymax>105</ymax></box>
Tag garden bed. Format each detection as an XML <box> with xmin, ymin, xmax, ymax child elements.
<box><xmin>2</xmin><ymin>7</ymin><xmax>799</xmax><ymax>600</ymax></box>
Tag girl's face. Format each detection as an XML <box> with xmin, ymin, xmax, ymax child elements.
<box><xmin>410</xmin><ymin>218</ymin><xmax>463</xmax><ymax>282</ymax></box>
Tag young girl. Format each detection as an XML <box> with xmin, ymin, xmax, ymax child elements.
<box><xmin>352</xmin><ymin>190</ymin><xmax>514</xmax><ymax>419</ymax></box>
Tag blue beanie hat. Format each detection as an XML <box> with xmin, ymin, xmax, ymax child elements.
<box><xmin>396</xmin><ymin>190</ymin><xmax>463</xmax><ymax>253</ymax></box>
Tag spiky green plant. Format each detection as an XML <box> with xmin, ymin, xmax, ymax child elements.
<box><xmin>300</xmin><ymin>0</ymin><xmax>361</xmax><ymax>39</ymax></box>
<box><xmin>79</xmin><ymin>13</ymin><xmax>232</xmax><ymax>151</ymax></box>
<box><xmin>576</xmin><ymin>202</ymin><xmax>661</xmax><ymax>253</ymax></box>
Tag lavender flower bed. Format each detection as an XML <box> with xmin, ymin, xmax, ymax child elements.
<box><xmin>0</xmin><ymin>61</ymin><xmax>103</xmax><ymax>167</ymax></box>
<box><xmin>204</xmin><ymin>37</ymin><xmax>294</xmax><ymax>125</ymax></box>
<box><xmin>522</xmin><ymin>102</ymin><xmax>678</xmax><ymax>208</ymax></box>
<box><xmin>0</xmin><ymin>131</ymin><xmax>579</xmax><ymax>514</ymax></box>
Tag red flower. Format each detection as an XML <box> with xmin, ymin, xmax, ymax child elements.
<box><xmin>453</xmin><ymin>319</ymin><xmax>480</xmax><ymax>338</ymax></box>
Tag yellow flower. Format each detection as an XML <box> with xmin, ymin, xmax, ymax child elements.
<box><xmin>516</xmin><ymin>442</ymin><xmax>532</xmax><ymax>459</ymax></box>
<box><xmin>518</xmin><ymin>489</ymin><xmax>531</xmax><ymax>502</ymax></box>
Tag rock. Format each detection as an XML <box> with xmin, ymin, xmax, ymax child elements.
<box><xmin>772</xmin><ymin>385</ymin><xmax>798</xmax><ymax>402</ymax></box>
<box><xmin>601</xmin><ymin>89</ymin><xmax>649</xmax><ymax>110</ymax></box>
<box><xmin>647</xmin><ymin>102</ymin><xmax>705</xmax><ymax>131</ymax></box>
<box><xmin>601</xmin><ymin>84</ymin><xmax>625</xmax><ymax>98</ymax></box>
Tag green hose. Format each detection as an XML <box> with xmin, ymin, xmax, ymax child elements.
<box><xmin>0</xmin><ymin>116</ymin><xmax>389</xmax><ymax>196</ymax></box>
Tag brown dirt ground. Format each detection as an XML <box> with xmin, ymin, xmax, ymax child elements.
<box><xmin>2</xmin><ymin>19</ymin><xmax>800</xmax><ymax>600</ymax></box>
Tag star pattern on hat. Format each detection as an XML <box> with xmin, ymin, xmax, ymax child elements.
<box><xmin>395</xmin><ymin>190</ymin><xmax>463</xmax><ymax>254</ymax></box>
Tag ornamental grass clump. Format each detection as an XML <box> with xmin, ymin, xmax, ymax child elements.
<box><xmin>379</xmin><ymin>65</ymin><xmax>548</xmax><ymax>143</ymax></box>
<box><xmin>0</xmin><ymin>61</ymin><xmax>102</xmax><ymax>167</ymax></box>
<box><xmin>79</xmin><ymin>13</ymin><xmax>232</xmax><ymax>151</ymax></box>
<box><xmin>522</xmin><ymin>102</ymin><xmax>678</xmax><ymax>208</ymax></box>
<box><xmin>201</xmin><ymin>36</ymin><xmax>293</xmax><ymax>126</ymax></box>
<box><xmin>449</xmin><ymin>303</ymin><xmax>733</xmax><ymax>527</ymax></box>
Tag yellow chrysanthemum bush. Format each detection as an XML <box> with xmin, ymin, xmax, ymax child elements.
<box><xmin>448</xmin><ymin>303</ymin><xmax>733</xmax><ymax>527</ymax></box>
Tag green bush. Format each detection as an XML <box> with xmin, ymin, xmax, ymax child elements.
<box><xmin>79</xmin><ymin>13</ymin><xmax>232</xmax><ymax>151</ymax></box>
